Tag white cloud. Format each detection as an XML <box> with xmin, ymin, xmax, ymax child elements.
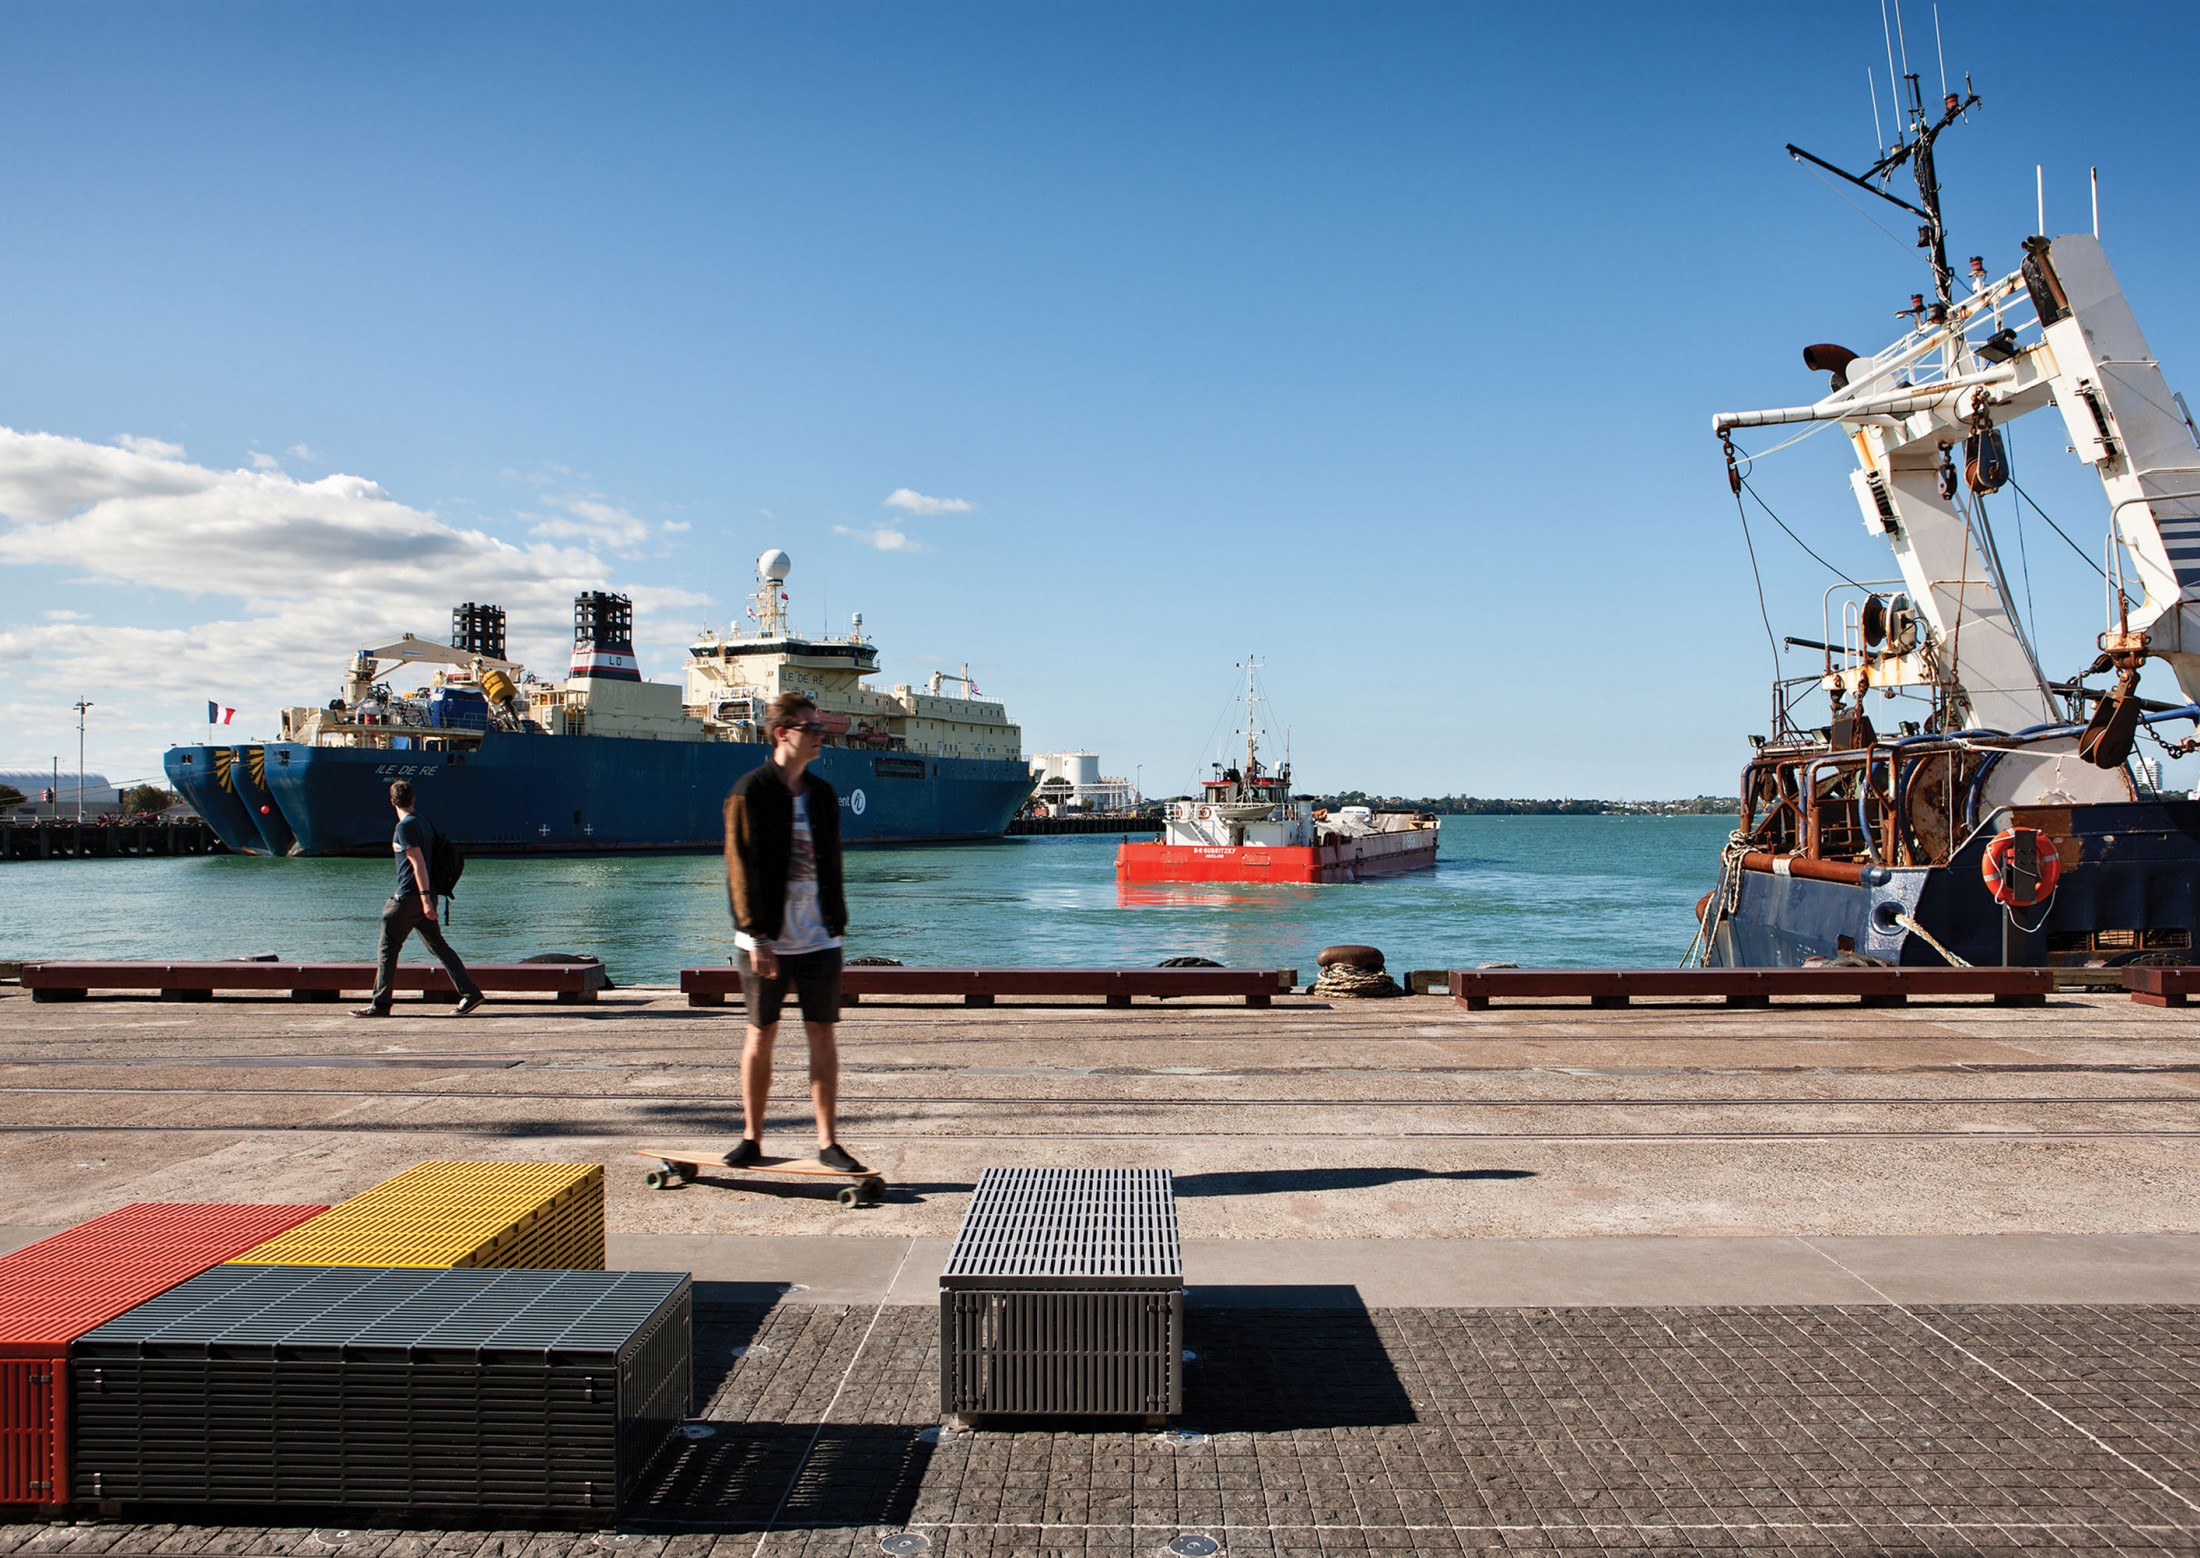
<box><xmin>661</xmin><ymin>519</ymin><xmax>691</xmax><ymax>535</ymax></box>
<box><xmin>884</xmin><ymin>487</ymin><xmax>974</xmax><ymax>516</ymax></box>
<box><xmin>528</xmin><ymin>492</ymin><xmax>653</xmax><ymax>552</ymax></box>
<box><xmin>834</xmin><ymin>523</ymin><xmax>927</xmax><ymax>553</ymax></box>
<box><xmin>0</xmin><ymin>426</ymin><xmax>703</xmax><ymax>774</ymax></box>
<box><xmin>287</xmin><ymin>443</ymin><xmax>320</xmax><ymax>462</ymax></box>
<box><xmin>249</xmin><ymin>450</ymin><xmax>282</xmax><ymax>471</ymax></box>
<box><xmin>113</xmin><ymin>434</ymin><xmax>185</xmax><ymax>460</ymax></box>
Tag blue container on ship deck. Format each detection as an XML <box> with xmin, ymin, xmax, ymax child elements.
<box><xmin>429</xmin><ymin>687</ymin><xmax>490</xmax><ymax>730</ymax></box>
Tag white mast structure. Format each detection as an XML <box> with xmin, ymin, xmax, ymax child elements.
<box><xmin>1712</xmin><ymin>71</ymin><xmax>2200</xmax><ymax>811</ymax></box>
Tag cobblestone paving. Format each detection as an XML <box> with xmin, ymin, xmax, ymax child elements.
<box><xmin>9</xmin><ymin>1300</ymin><xmax>2199</xmax><ymax>1556</ymax></box>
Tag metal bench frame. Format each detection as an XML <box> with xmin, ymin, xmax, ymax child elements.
<box><xmin>1448</xmin><ymin>966</ymin><xmax>2054</xmax><ymax>1010</ymax></box>
<box><xmin>680</xmin><ymin>965</ymin><xmax>1279</xmax><ymax>1008</ymax></box>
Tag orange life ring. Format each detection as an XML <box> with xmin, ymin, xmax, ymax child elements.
<box><xmin>1981</xmin><ymin>827</ymin><xmax>2062</xmax><ymax>907</ymax></box>
<box><xmin>1196</xmin><ymin>804</ymin><xmax>1212</xmax><ymax>820</ymax></box>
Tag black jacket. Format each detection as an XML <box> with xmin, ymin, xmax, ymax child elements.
<box><xmin>723</xmin><ymin>764</ymin><xmax>847</xmax><ymax>943</ymax></box>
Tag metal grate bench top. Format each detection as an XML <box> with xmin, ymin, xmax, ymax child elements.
<box><xmin>943</xmin><ymin>1167</ymin><xmax>1179</xmax><ymax>1290</ymax></box>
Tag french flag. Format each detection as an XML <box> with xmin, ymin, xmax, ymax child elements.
<box><xmin>206</xmin><ymin>701</ymin><xmax>236</xmax><ymax>725</ymax></box>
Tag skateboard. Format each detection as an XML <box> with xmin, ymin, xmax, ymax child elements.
<box><xmin>633</xmin><ymin>1146</ymin><xmax>887</xmax><ymax>1207</ymax></box>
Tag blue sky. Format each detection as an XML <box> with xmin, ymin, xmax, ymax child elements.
<box><xmin>4</xmin><ymin>2</ymin><xmax>2198</xmax><ymax>797</ymax></box>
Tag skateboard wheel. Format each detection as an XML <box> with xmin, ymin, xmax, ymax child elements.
<box><xmin>837</xmin><ymin>1186</ymin><xmax>860</xmax><ymax>1207</ymax></box>
<box><xmin>644</xmin><ymin>1170</ymin><xmax>670</xmax><ymax>1190</ymax></box>
<box><xmin>861</xmin><ymin>1177</ymin><xmax>886</xmax><ymax>1204</ymax></box>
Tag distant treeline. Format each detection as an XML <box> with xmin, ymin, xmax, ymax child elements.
<box><xmin>1312</xmin><ymin>792</ymin><xmax>1741</xmax><ymax>816</ymax></box>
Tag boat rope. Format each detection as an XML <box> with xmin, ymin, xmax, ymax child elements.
<box><xmin>1723</xmin><ymin>435</ymin><xmax>1782</xmax><ymax>687</ymax></box>
<box><xmin>1739</xmin><ymin>469</ymin><xmax>1869</xmax><ymax>589</ymax></box>
<box><xmin>1680</xmin><ymin>828</ymin><xmax>1754</xmax><ymax>968</ymax></box>
<box><xmin>2008</xmin><ymin>475</ymin><xmax>2120</xmax><ymax>590</ymax></box>
<box><xmin>1312</xmin><ymin>961</ymin><xmax>1404</xmax><ymax>999</ymax></box>
<box><xmin>1891</xmin><ymin>909</ymin><xmax>1972</xmax><ymax>968</ymax></box>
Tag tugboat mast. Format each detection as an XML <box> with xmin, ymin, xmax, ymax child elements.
<box><xmin>1785</xmin><ymin>71</ymin><xmax>1979</xmax><ymax>308</ymax></box>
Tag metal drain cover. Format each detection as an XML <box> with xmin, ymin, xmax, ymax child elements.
<box><xmin>879</xmin><ymin>1535</ymin><xmax>931</xmax><ymax>1555</ymax></box>
<box><xmin>1168</xmin><ymin>1538</ymin><xmax>1220</xmax><ymax>1557</ymax></box>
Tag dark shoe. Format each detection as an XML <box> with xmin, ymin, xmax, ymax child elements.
<box><xmin>722</xmin><ymin>1138</ymin><xmax>764</xmax><ymax>1168</ymax></box>
<box><xmin>817</xmin><ymin>1143</ymin><xmax>868</xmax><ymax>1174</ymax></box>
<box><xmin>351</xmin><ymin>1005</ymin><xmax>391</xmax><ymax>1018</ymax></box>
<box><xmin>451</xmin><ymin>993</ymin><xmax>486</xmax><ymax>1017</ymax></box>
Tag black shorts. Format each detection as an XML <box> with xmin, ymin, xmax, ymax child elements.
<box><xmin>739</xmin><ymin>945</ymin><xmax>842</xmax><ymax>1027</ymax></box>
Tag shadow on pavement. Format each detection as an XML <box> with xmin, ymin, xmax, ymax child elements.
<box><xmin>1186</xmin><ymin>1291</ymin><xmax>1415</xmax><ymax>1430</ymax></box>
<box><xmin>632</xmin><ymin>1421</ymin><xmax>934</xmax><ymax>1530</ymax></box>
<box><xmin>1173</xmin><ymin>1166</ymin><xmax>1535</xmax><ymax>1196</ymax></box>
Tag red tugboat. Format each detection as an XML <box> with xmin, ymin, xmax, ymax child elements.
<box><xmin>1116</xmin><ymin>659</ymin><xmax>1440</xmax><ymax>885</ymax></box>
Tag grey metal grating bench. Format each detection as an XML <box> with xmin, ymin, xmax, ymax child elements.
<box><xmin>940</xmin><ymin>1167</ymin><xmax>1181</xmax><ymax>1427</ymax></box>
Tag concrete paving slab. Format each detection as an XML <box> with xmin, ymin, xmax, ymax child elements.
<box><xmin>606</xmin><ymin>1232</ymin><xmax>915</xmax><ymax>1306</ymax></box>
<box><xmin>1806</xmin><ymin>1229</ymin><xmax>2200</xmax><ymax>1303</ymax></box>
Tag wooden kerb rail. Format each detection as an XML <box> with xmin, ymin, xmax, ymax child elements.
<box><xmin>681</xmin><ymin>965</ymin><xmax>1282</xmax><ymax>1008</ymax></box>
<box><xmin>2125</xmin><ymin>966</ymin><xmax>2200</xmax><ymax>1007</ymax></box>
<box><xmin>1448</xmin><ymin>966</ymin><xmax>2056</xmax><ymax>1010</ymax></box>
<box><xmin>20</xmin><ymin>961</ymin><xmax>606</xmax><ymax>1003</ymax></box>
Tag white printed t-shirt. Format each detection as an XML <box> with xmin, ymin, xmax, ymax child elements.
<box><xmin>735</xmin><ymin>790</ymin><xmax>842</xmax><ymax>957</ymax></box>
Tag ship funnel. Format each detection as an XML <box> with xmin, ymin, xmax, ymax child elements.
<box><xmin>450</xmin><ymin>602</ymin><xmax>507</xmax><ymax>661</ymax></box>
<box><xmin>570</xmin><ymin>591</ymin><xmax>640</xmax><ymax>682</ymax></box>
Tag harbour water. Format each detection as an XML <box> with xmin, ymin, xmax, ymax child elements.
<box><xmin>0</xmin><ymin>815</ymin><xmax>1731</xmax><ymax>983</ymax></box>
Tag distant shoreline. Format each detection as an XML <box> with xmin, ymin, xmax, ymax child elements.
<box><xmin>1311</xmin><ymin>794</ymin><xmax>1741</xmax><ymax>817</ymax></box>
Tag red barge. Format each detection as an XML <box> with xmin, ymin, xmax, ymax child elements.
<box><xmin>1116</xmin><ymin>661</ymin><xmax>1440</xmax><ymax>885</ymax></box>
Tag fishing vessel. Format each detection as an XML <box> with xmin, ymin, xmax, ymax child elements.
<box><xmin>164</xmin><ymin>551</ymin><xmax>1033</xmax><ymax>855</ymax></box>
<box><xmin>1693</xmin><ymin>67</ymin><xmax>2200</xmax><ymax>968</ymax></box>
<box><xmin>1116</xmin><ymin>660</ymin><xmax>1439</xmax><ymax>884</ymax></box>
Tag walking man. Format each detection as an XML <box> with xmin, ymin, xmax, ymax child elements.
<box><xmin>722</xmin><ymin>692</ymin><xmax>864</xmax><ymax>1172</ymax></box>
<box><xmin>353</xmin><ymin>779</ymin><xmax>485</xmax><ymax>1018</ymax></box>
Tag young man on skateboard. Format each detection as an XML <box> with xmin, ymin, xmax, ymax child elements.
<box><xmin>721</xmin><ymin>692</ymin><xmax>865</xmax><ymax>1173</ymax></box>
<box><xmin>353</xmin><ymin>779</ymin><xmax>484</xmax><ymax>1018</ymax></box>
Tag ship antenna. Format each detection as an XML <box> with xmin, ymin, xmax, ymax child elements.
<box><xmin>1785</xmin><ymin>48</ymin><xmax>1978</xmax><ymax>305</ymax></box>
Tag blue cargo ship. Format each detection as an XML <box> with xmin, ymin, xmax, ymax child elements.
<box><xmin>166</xmin><ymin>551</ymin><xmax>1034</xmax><ymax>856</ymax></box>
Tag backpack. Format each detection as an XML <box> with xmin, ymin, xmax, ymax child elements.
<box><xmin>428</xmin><ymin>827</ymin><xmax>466</xmax><ymax>899</ymax></box>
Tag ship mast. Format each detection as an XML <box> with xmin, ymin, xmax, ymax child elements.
<box><xmin>1785</xmin><ymin>71</ymin><xmax>1979</xmax><ymax>309</ymax></box>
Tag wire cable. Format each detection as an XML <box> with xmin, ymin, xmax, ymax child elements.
<box><xmin>1740</xmin><ymin>473</ymin><xmax>1870</xmax><ymax>589</ymax></box>
<box><xmin>1729</xmin><ymin>483</ymin><xmax>1782</xmax><ymax>686</ymax></box>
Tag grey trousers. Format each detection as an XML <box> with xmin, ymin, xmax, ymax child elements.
<box><xmin>368</xmin><ymin>895</ymin><xmax>482</xmax><ymax>1010</ymax></box>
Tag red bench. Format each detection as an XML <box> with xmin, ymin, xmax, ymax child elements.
<box><xmin>1449</xmin><ymin>966</ymin><xmax>2054</xmax><ymax>1011</ymax></box>
<box><xmin>2125</xmin><ymin>966</ymin><xmax>2200</xmax><ymax>1007</ymax></box>
<box><xmin>681</xmin><ymin>965</ymin><xmax>1282</xmax><ymax>1008</ymax></box>
<box><xmin>20</xmin><ymin>961</ymin><xmax>606</xmax><ymax>1004</ymax></box>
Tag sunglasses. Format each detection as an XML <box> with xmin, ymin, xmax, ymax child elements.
<box><xmin>783</xmin><ymin>721</ymin><xmax>827</xmax><ymax>735</ymax></box>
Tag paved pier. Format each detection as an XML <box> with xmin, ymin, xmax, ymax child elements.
<box><xmin>2</xmin><ymin>983</ymin><xmax>2197</xmax><ymax>1553</ymax></box>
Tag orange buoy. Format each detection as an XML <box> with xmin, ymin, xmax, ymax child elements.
<box><xmin>1981</xmin><ymin>827</ymin><xmax>2062</xmax><ymax>907</ymax></box>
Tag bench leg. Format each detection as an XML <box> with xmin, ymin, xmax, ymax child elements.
<box><xmin>162</xmin><ymin>988</ymin><xmax>214</xmax><ymax>1002</ymax></box>
<box><xmin>964</xmin><ymin>993</ymin><xmax>996</xmax><ymax>1007</ymax></box>
<box><xmin>842</xmin><ymin>992</ymin><xmax>861</xmax><ymax>1005</ymax></box>
<box><xmin>688</xmin><ymin>991</ymin><xmax>725</xmax><ymax>1007</ymax></box>
<box><xmin>2133</xmin><ymin>991</ymin><xmax>2180</xmax><ymax>1008</ymax></box>
<box><xmin>1106</xmin><ymin>993</ymin><xmax>1131</xmax><ymax>1007</ymax></box>
<box><xmin>30</xmin><ymin>988</ymin><xmax>86</xmax><ymax>1003</ymax></box>
<box><xmin>1456</xmin><ymin>995</ymin><xmax>1491</xmax><ymax>1011</ymax></box>
<box><xmin>1858</xmin><ymin>993</ymin><xmax>1908</xmax><ymax>1007</ymax></box>
<box><xmin>1244</xmin><ymin>992</ymin><xmax>1270</xmax><ymax>1008</ymax></box>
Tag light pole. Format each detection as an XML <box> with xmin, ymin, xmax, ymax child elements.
<box><xmin>73</xmin><ymin>700</ymin><xmax>93</xmax><ymax>824</ymax></box>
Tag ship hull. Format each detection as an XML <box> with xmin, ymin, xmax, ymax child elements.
<box><xmin>1117</xmin><ymin>830</ymin><xmax>1439</xmax><ymax>885</ymax></box>
<box><xmin>165</xmin><ymin>735</ymin><xmax>1034</xmax><ymax>855</ymax></box>
<box><xmin>1706</xmin><ymin>799</ymin><xmax>2200</xmax><ymax>967</ymax></box>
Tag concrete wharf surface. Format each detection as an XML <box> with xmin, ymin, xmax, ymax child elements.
<box><xmin>3</xmin><ymin>983</ymin><xmax>2199</xmax><ymax>1554</ymax></box>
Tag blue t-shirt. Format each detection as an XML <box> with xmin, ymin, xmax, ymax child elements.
<box><xmin>393</xmin><ymin>813</ymin><xmax>433</xmax><ymax>898</ymax></box>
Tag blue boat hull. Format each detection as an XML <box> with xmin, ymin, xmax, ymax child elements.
<box><xmin>165</xmin><ymin>735</ymin><xmax>1034</xmax><ymax>855</ymax></box>
<box><xmin>1709</xmin><ymin>799</ymin><xmax>2200</xmax><ymax>967</ymax></box>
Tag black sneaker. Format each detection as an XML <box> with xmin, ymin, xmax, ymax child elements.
<box><xmin>451</xmin><ymin>993</ymin><xmax>485</xmax><ymax>1018</ymax></box>
<box><xmin>722</xmin><ymin>1138</ymin><xmax>764</xmax><ymax>1168</ymax></box>
<box><xmin>351</xmin><ymin>1005</ymin><xmax>391</xmax><ymax>1018</ymax></box>
<box><xmin>817</xmin><ymin>1143</ymin><xmax>868</xmax><ymax>1174</ymax></box>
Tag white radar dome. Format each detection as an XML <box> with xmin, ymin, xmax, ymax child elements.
<box><xmin>757</xmin><ymin>548</ymin><xmax>792</xmax><ymax>583</ymax></box>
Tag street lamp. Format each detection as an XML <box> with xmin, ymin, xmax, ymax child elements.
<box><xmin>73</xmin><ymin>699</ymin><xmax>93</xmax><ymax>824</ymax></box>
